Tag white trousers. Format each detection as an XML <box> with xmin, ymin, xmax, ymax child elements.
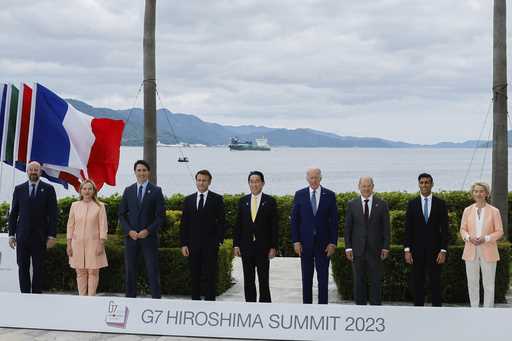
<box><xmin>465</xmin><ymin>246</ymin><xmax>497</xmax><ymax>308</ymax></box>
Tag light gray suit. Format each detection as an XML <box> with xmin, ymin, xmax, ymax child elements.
<box><xmin>344</xmin><ymin>196</ymin><xmax>390</xmax><ymax>305</ymax></box>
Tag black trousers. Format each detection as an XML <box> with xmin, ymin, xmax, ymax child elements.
<box><xmin>412</xmin><ymin>249</ymin><xmax>442</xmax><ymax>306</ymax></box>
<box><xmin>352</xmin><ymin>250</ymin><xmax>383</xmax><ymax>305</ymax></box>
<box><xmin>16</xmin><ymin>236</ymin><xmax>45</xmax><ymax>294</ymax></box>
<box><xmin>241</xmin><ymin>243</ymin><xmax>271</xmax><ymax>303</ymax></box>
<box><xmin>190</xmin><ymin>245</ymin><xmax>218</xmax><ymax>301</ymax></box>
<box><xmin>124</xmin><ymin>237</ymin><xmax>161</xmax><ymax>299</ymax></box>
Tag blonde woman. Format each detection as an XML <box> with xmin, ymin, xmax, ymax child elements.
<box><xmin>66</xmin><ymin>179</ymin><xmax>108</xmax><ymax>296</ymax></box>
<box><xmin>460</xmin><ymin>182</ymin><xmax>503</xmax><ymax>307</ymax></box>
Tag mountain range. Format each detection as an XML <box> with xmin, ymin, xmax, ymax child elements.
<box><xmin>67</xmin><ymin>99</ymin><xmax>508</xmax><ymax>148</ymax></box>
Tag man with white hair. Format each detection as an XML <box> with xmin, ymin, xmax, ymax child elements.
<box><xmin>8</xmin><ymin>161</ymin><xmax>58</xmax><ymax>293</ymax></box>
<box><xmin>291</xmin><ymin>168</ymin><xmax>339</xmax><ymax>304</ymax></box>
<box><xmin>344</xmin><ymin>176</ymin><xmax>390</xmax><ymax>305</ymax></box>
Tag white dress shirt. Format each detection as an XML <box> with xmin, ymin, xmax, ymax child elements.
<box><xmin>136</xmin><ymin>180</ymin><xmax>149</xmax><ymax>202</ymax></box>
<box><xmin>421</xmin><ymin>194</ymin><xmax>432</xmax><ymax>220</ymax></box>
<box><xmin>309</xmin><ymin>186</ymin><xmax>321</xmax><ymax>209</ymax></box>
<box><xmin>361</xmin><ymin>194</ymin><xmax>373</xmax><ymax>217</ymax></box>
<box><xmin>196</xmin><ymin>190</ymin><xmax>209</xmax><ymax>209</ymax></box>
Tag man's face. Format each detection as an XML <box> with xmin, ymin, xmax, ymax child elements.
<box><xmin>27</xmin><ymin>163</ymin><xmax>41</xmax><ymax>182</ymax></box>
<box><xmin>249</xmin><ymin>175</ymin><xmax>264</xmax><ymax>195</ymax></box>
<box><xmin>135</xmin><ymin>164</ymin><xmax>150</xmax><ymax>183</ymax></box>
<box><xmin>418</xmin><ymin>177</ymin><xmax>433</xmax><ymax>196</ymax></box>
<box><xmin>359</xmin><ymin>179</ymin><xmax>374</xmax><ymax>198</ymax></box>
<box><xmin>306</xmin><ymin>170</ymin><xmax>321</xmax><ymax>189</ymax></box>
<box><xmin>196</xmin><ymin>174</ymin><xmax>211</xmax><ymax>193</ymax></box>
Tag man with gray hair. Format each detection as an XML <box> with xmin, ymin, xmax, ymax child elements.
<box><xmin>291</xmin><ymin>168</ymin><xmax>339</xmax><ymax>304</ymax></box>
<box><xmin>344</xmin><ymin>176</ymin><xmax>390</xmax><ymax>305</ymax></box>
<box><xmin>8</xmin><ymin>161</ymin><xmax>58</xmax><ymax>293</ymax></box>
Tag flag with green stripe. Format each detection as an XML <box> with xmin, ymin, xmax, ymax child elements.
<box><xmin>1</xmin><ymin>84</ymin><xmax>19</xmax><ymax>165</ymax></box>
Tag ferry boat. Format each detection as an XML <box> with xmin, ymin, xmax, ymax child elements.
<box><xmin>228</xmin><ymin>137</ymin><xmax>271</xmax><ymax>151</ymax></box>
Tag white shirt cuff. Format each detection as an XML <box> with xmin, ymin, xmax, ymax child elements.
<box><xmin>47</xmin><ymin>236</ymin><xmax>56</xmax><ymax>240</ymax></box>
<box><xmin>404</xmin><ymin>247</ymin><xmax>410</xmax><ymax>252</ymax></box>
<box><xmin>8</xmin><ymin>236</ymin><xmax>15</xmax><ymax>240</ymax></box>
<box><xmin>440</xmin><ymin>249</ymin><xmax>447</xmax><ymax>253</ymax></box>
<box><xmin>345</xmin><ymin>248</ymin><xmax>353</xmax><ymax>252</ymax></box>
<box><xmin>484</xmin><ymin>235</ymin><xmax>491</xmax><ymax>243</ymax></box>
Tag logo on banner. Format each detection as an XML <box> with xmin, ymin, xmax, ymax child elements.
<box><xmin>105</xmin><ymin>300</ymin><xmax>129</xmax><ymax>328</ymax></box>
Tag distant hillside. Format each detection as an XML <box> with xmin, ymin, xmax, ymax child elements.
<box><xmin>66</xmin><ymin>99</ymin><xmax>510</xmax><ymax>148</ymax></box>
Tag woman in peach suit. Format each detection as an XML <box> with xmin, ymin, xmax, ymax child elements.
<box><xmin>460</xmin><ymin>182</ymin><xmax>503</xmax><ymax>307</ymax></box>
<box><xmin>66</xmin><ymin>180</ymin><xmax>108</xmax><ymax>296</ymax></box>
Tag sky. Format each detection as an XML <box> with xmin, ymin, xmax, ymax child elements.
<box><xmin>0</xmin><ymin>0</ymin><xmax>509</xmax><ymax>144</ymax></box>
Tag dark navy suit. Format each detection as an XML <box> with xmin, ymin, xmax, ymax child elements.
<box><xmin>291</xmin><ymin>186</ymin><xmax>339</xmax><ymax>304</ymax></box>
<box><xmin>8</xmin><ymin>180</ymin><xmax>57</xmax><ymax>293</ymax></box>
<box><xmin>119</xmin><ymin>182</ymin><xmax>165</xmax><ymax>298</ymax></box>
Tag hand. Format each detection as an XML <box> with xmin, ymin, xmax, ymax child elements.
<box><xmin>137</xmin><ymin>229</ymin><xmax>149</xmax><ymax>239</ymax></box>
<box><xmin>8</xmin><ymin>238</ymin><xmax>16</xmax><ymax>250</ymax></box>
<box><xmin>96</xmin><ymin>240</ymin><xmax>105</xmax><ymax>256</ymax></box>
<box><xmin>128</xmin><ymin>230</ymin><xmax>138</xmax><ymax>240</ymax></box>
<box><xmin>475</xmin><ymin>237</ymin><xmax>485</xmax><ymax>245</ymax></box>
<box><xmin>181</xmin><ymin>246</ymin><xmax>190</xmax><ymax>257</ymax></box>
<box><xmin>436</xmin><ymin>251</ymin><xmax>446</xmax><ymax>265</ymax></box>
<box><xmin>46</xmin><ymin>238</ymin><xmax>56</xmax><ymax>249</ymax></box>
<box><xmin>294</xmin><ymin>242</ymin><xmax>302</xmax><ymax>256</ymax></box>
<box><xmin>268</xmin><ymin>248</ymin><xmax>276</xmax><ymax>259</ymax></box>
<box><xmin>469</xmin><ymin>236</ymin><xmax>480</xmax><ymax>246</ymax></box>
<box><xmin>233</xmin><ymin>247</ymin><xmax>241</xmax><ymax>257</ymax></box>
<box><xmin>345</xmin><ymin>250</ymin><xmax>353</xmax><ymax>262</ymax></box>
<box><xmin>66</xmin><ymin>243</ymin><xmax>73</xmax><ymax>257</ymax></box>
<box><xmin>325</xmin><ymin>244</ymin><xmax>336</xmax><ymax>257</ymax></box>
<box><xmin>381</xmin><ymin>249</ymin><xmax>389</xmax><ymax>260</ymax></box>
<box><xmin>404</xmin><ymin>251</ymin><xmax>413</xmax><ymax>264</ymax></box>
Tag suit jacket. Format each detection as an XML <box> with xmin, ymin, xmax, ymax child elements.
<box><xmin>405</xmin><ymin>195</ymin><xmax>449</xmax><ymax>254</ymax></box>
<box><xmin>8</xmin><ymin>180</ymin><xmax>57</xmax><ymax>243</ymax></box>
<box><xmin>180</xmin><ymin>191</ymin><xmax>226</xmax><ymax>249</ymax></box>
<box><xmin>234</xmin><ymin>193</ymin><xmax>279</xmax><ymax>254</ymax></box>
<box><xmin>118</xmin><ymin>182</ymin><xmax>165</xmax><ymax>238</ymax></box>
<box><xmin>67</xmin><ymin>200</ymin><xmax>109</xmax><ymax>269</ymax></box>
<box><xmin>460</xmin><ymin>204</ymin><xmax>503</xmax><ymax>262</ymax></box>
<box><xmin>344</xmin><ymin>196</ymin><xmax>390</xmax><ymax>258</ymax></box>
<box><xmin>291</xmin><ymin>187</ymin><xmax>339</xmax><ymax>249</ymax></box>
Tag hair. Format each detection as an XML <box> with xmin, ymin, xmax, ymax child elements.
<box><xmin>133</xmin><ymin>160</ymin><xmax>150</xmax><ymax>172</ymax></box>
<box><xmin>358</xmin><ymin>176</ymin><xmax>374</xmax><ymax>186</ymax></box>
<box><xmin>306</xmin><ymin>167</ymin><xmax>322</xmax><ymax>178</ymax></box>
<box><xmin>79</xmin><ymin>179</ymin><xmax>101</xmax><ymax>206</ymax></box>
<box><xmin>417</xmin><ymin>173</ymin><xmax>433</xmax><ymax>183</ymax></box>
<box><xmin>470</xmin><ymin>182</ymin><xmax>491</xmax><ymax>197</ymax></box>
<box><xmin>195</xmin><ymin>169</ymin><xmax>212</xmax><ymax>181</ymax></box>
<box><xmin>248</xmin><ymin>171</ymin><xmax>265</xmax><ymax>183</ymax></box>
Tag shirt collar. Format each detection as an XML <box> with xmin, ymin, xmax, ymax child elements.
<box><xmin>29</xmin><ymin>180</ymin><xmax>40</xmax><ymax>187</ymax></box>
<box><xmin>137</xmin><ymin>180</ymin><xmax>149</xmax><ymax>188</ymax></box>
<box><xmin>361</xmin><ymin>194</ymin><xmax>373</xmax><ymax>203</ymax></box>
<box><xmin>421</xmin><ymin>194</ymin><xmax>433</xmax><ymax>201</ymax></box>
<box><xmin>197</xmin><ymin>190</ymin><xmax>209</xmax><ymax>196</ymax></box>
<box><xmin>251</xmin><ymin>192</ymin><xmax>262</xmax><ymax>199</ymax></box>
<box><xmin>309</xmin><ymin>186</ymin><xmax>321</xmax><ymax>194</ymax></box>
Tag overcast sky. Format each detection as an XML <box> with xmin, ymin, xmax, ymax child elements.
<box><xmin>0</xmin><ymin>0</ymin><xmax>509</xmax><ymax>144</ymax></box>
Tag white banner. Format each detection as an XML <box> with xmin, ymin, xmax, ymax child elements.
<box><xmin>0</xmin><ymin>292</ymin><xmax>510</xmax><ymax>340</ymax></box>
<box><xmin>0</xmin><ymin>233</ymin><xmax>19</xmax><ymax>292</ymax></box>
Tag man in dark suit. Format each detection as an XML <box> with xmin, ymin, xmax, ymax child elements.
<box><xmin>404</xmin><ymin>173</ymin><xmax>449</xmax><ymax>306</ymax></box>
<box><xmin>291</xmin><ymin>168</ymin><xmax>339</xmax><ymax>304</ymax></box>
<box><xmin>344</xmin><ymin>176</ymin><xmax>390</xmax><ymax>305</ymax></box>
<box><xmin>180</xmin><ymin>169</ymin><xmax>226</xmax><ymax>301</ymax></box>
<box><xmin>234</xmin><ymin>171</ymin><xmax>278</xmax><ymax>303</ymax></box>
<box><xmin>8</xmin><ymin>161</ymin><xmax>58</xmax><ymax>294</ymax></box>
<box><xmin>119</xmin><ymin>159</ymin><xmax>165</xmax><ymax>299</ymax></box>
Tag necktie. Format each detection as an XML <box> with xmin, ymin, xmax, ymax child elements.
<box><xmin>251</xmin><ymin>195</ymin><xmax>257</xmax><ymax>222</ymax></box>
<box><xmin>137</xmin><ymin>185</ymin><xmax>143</xmax><ymax>203</ymax></box>
<box><xmin>311</xmin><ymin>190</ymin><xmax>317</xmax><ymax>216</ymax></box>
<box><xmin>30</xmin><ymin>184</ymin><xmax>36</xmax><ymax>199</ymax></box>
<box><xmin>423</xmin><ymin>198</ymin><xmax>429</xmax><ymax>224</ymax></box>
<box><xmin>364</xmin><ymin>199</ymin><xmax>369</xmax><ymax>223</ymax></box>
<box><xmin>198</xmin><ymin>193</ymin><xmax>204</xmax><ymax>211</ymax></box>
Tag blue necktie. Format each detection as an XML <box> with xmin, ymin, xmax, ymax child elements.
<box><xmin>137</xmin><ymin>185</ymin><xmax>143</xmax><ymax>203</ymax></box>
<box><xmin>30</xmin><ymin>184</ymin><xmax>36</xmax><ymax>199</ymax></box>
<box><xmin>311</xmin><ymin>190</ymin><xmax>318</xmax><ymax>216</ymax></box>
<box><xmin>423</xmin><ymin>198</ymin><xmax>429</xmax><ymax>224</ymax></box>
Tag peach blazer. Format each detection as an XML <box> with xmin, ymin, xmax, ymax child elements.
<box><xmin>67</xmin><ymin>200</ymin><xmax>108</xmax><ymax>269</ymax></box>
<box><xmin>459</xmin><ymin>204</ymin><xmax>503</xmax><ymax>262</ymax></box>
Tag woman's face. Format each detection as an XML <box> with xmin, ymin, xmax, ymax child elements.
<box><xmin>472</xmin><ymin>185</ymin><xmax>488</xmax><ymax>203</ymax></box>
<box><xmin>81</xmin><ymin>183</ymin><xmax>94</xmax><ymax>200</ymax></box>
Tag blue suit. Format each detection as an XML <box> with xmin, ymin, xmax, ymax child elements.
<box><xmin>291</xmin><ymin>186</ymin><xmax>339</xmax><ymax>304</ymax></box>
<box><xmin>119</xmin><ymin>182</ymin><xmax>165</xmax><ymax>298</ymax></box>
<box><xmin>8</xmin><ymin>181</ymin><xmax>57</xmax><ymax>293</ymax></box>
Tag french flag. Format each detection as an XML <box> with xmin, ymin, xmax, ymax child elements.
<box><xmin>29</xmin><ymin>83</ymin><xmax>125</xmax><ymax>190</ymax></box>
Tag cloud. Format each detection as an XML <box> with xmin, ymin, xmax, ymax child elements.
<box><xmin>0</xmin><ymin>0</ymin><xmax>506</xmax><ymax>143</ymax></box>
